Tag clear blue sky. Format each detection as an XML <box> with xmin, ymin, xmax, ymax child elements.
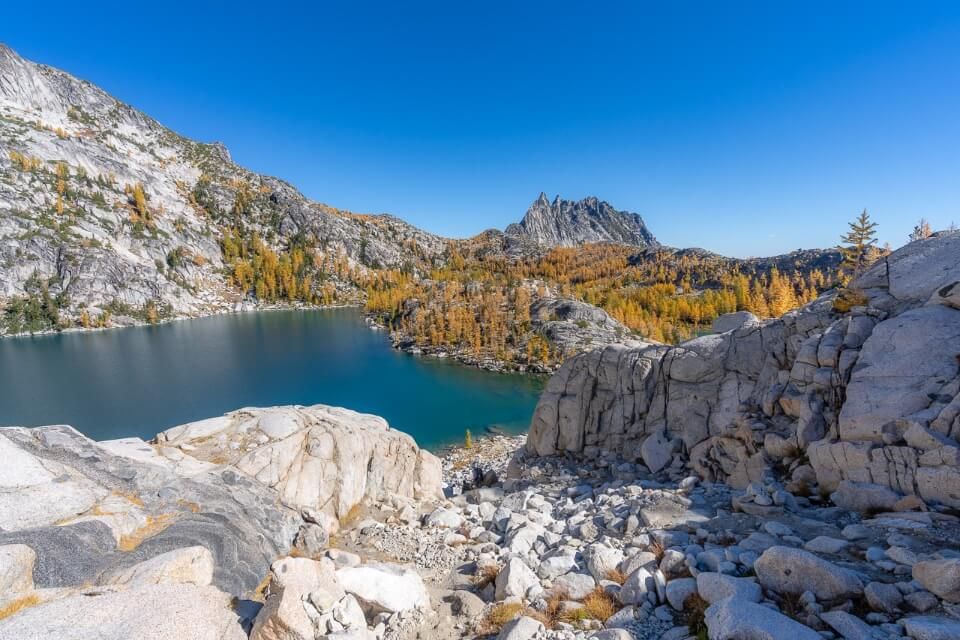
<box><xmin>4</xmin><ymin>2</ymin><xmax>959</xmax><ymax>256</ymax></box>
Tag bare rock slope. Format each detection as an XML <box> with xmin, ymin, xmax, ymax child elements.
<box><xmin>0</xmin><ymin>43</ymin><xmax>445</xmax><ymax>332</ymax></box>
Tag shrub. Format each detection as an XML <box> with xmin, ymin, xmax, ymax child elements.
<box><xmin>832</xmin><ymin>287</ymin><xmax>869</xmax><ymax>313</ymax></box>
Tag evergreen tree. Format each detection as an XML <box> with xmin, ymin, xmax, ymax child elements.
<box><xmin>909</xmin><ymin>218</ymin><xmax>932</xmax><ymax>242</ymax></box>
<box><xmin>839</xmin><ymin>209</ymin><xmax>879</xmax><ymax>282</ymax></box>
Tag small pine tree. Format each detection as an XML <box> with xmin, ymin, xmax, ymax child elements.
<box><xmin>839</xmin><ymin>209</ymin><xmax>879</xmax><ymax>283</ymax></box>
<box><xmin>909</xmin><ymin>218</ymin><xmax>932</xmax><ymax>242</ymax></box>
<box><xmin>464</xmin><ymin>429</ymin><xmax>473</xmax><ymax>450</ymax></box>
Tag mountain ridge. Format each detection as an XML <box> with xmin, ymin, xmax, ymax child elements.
<box><xmin>504</xmin><ymin>192</ymin><xmax>658</xmax><ymax>248</ymax></box>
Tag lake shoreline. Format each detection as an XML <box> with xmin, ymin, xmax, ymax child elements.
<box><xmin>2</xmin><ymin>300</ymin><xmax>551</xmax><ymax>378</ymax></box>
<box><xmin>0</xmin><ymin>307</ymin><xmax>544</xmax><ymax>449</ymax></box>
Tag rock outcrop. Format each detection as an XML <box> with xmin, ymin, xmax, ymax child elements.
<box><xmin>155</xmin><ymin>405</ymin><xmax>442</xmax><ymax>523</ymax></box>
<box><xmin>505</xmin><ymin>193</ymin><xmax>658</xmax><ymax>248</ymax></box>
<box><xmin>0</xmin><ymin>404</ymin><xmax>440</xmax><ymax>602</ymax></box>
<box><xmin>526</xmin><ymin>232</ymin><xmax>960</xmax><ymax>508</ymax></box>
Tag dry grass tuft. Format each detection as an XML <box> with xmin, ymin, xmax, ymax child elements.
<box><xmin>118</xmin><ymin>513</ymin><xmax>175</xmax><ymax>551</ymax></box>
<box><xmin>832</xmin><ymin>287</ymin><xmax>869</xmax><ymax>313</ymax></box>
<box><xmin>177</xmin><ymin>499</ymin><xmax>202</xmax><ymax>513</ymax></box>
<box><xmin>251</xmin><ymin>572</ymin><xmax>273</xmax><ymax>603</ymax></box>
<box><xmin>650</xmin><ymin>539</ymin><xmax>666</xmax><ymax>561</ymax></box>
<box><xmin>339</xmin><ymin>503</ymin><xmax>365</xmax><ymax>528</ymax></box>
<box><xmin>685</xmin><ymin>593</ymin><xmax>709</xmax><ymax>639</ymax></box>
<box><xmin>0</xmin><ymin>594</ymin><xmax>41</xmax><ymax>621</ymax></box>
<box><xmin>581</xmin><ymin>587</ymin><xmax>618</xmax><ymax>622</ymax></box>
<box><xmin>113</xmin><ymin>490</ymin><xmax>145</xmax><ymax>507</ymax></box>
<box><xmin>477</xmin><ymin>602</ymin><xmax>524</xmax><ymax>633</ymax></box>
<box><xmin>472</xmin><ymin>564</ymin><xmax>500</xmax><ymax>590</ymax></box>
<box><xmin>605</xmin><ymin>568</ymin><xmax>627</xmax><ymax>585</ymax></box>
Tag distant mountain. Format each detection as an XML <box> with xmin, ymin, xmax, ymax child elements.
<box><xmin>505</xmin><ymin>193</ymin><xmax>658</xmax><ymax>248</ymax></box>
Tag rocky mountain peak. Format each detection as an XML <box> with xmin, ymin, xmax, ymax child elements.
<box><xmin>505</xmin><ymin>194</ymin><xmax>658</xmax><ymax>248</ymax></box>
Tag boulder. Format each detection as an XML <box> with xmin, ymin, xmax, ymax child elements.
<box><xmin>537</xmin><ymin>552</ymin><xmax>578</xmax><ymax>580</ymax></box>
<box><xmin>754</xmin><ymin>546</ymin><xmax>862</xmax><ymax>601</ymax></box>
<box><xmin>802</xmin><ymin>536</ymin><xmax>850</xmax><ymax>555</ymax></box>
<box><xmin>665</xmin><ymin>577</ymin><xmax>697</xmax><ymax>610</ymax></box>
<box><xmin>495</xmin><ymin>557</ymin><xmax>542</xmax><ymax>601</ymax></box>
<box><xmin>583</xmin><ymin>543</ymin><xmax>624</xmax><ymax>582</ymax></box>
<box><xmin>0</xmin><ymin>584</ymin><xmax>247</xmax><ymax>640</ymax></box>
<box><xmin>498</xmin><ymin>615</ymin><xmax>545</xmax><ymax>640</ymax></box>
<box><xmin>820</xmin><ymin>610</ymin><xmax>878</xmax><ymax>640</ymax></box>
<box><xmin>553</xmin><ymin>571</ymin><xmax>596</xmax><ymax>600</ymax></box>
<box><xmin>913</xmin><ymin>558</ymin><xmax>960</xmax><ymax>603</ymax></box>
<box><xmin>251</xmin><ymin>556</ymin><xmax>343</xmax><ymax>640</ymax></box>
<box><xmin>830</xmin><ymin>481</ymin><xmax>901</xmax><ymax>513</ymax></box>
<box><xmin>640</xmin><ymin>429</ymin><xmax>672</xmax><ymax>474</ymax></box>
<box><xmin>902</xmin><ymin>616</ymin><xmax>960</xmax><ymax>640</ymax></box>
<box><xmin>705</xmin><ymin>596</ymin><xmax>821</xmax><ymax>640</ymax></box>
<box><xmin>451</xmin><ymin>590</ymin><xmax>486</xmax><ymax>618</ymax></box>
<box><xmin>156</xmin><ymin>406</ymin><xmax>443</xmax><ymax>521</ymax></box>
<box><xmin>696</xmin><ymin>572</ymin><xmax>761</xmax><ymax>604</ymax></box>
<box><xmin>864</xmin><ymin>581</ymin><xmax>904</xmax><ymax>613</ymax></box>
<box><xmin>292</xmin><ymin>523</ymin><xmax>328</xmax><ymax>559</ymax></box>
<box><xmin>619</xmin><ymin>567</ymin><xmax>654</xmax><ymax>605</ymax></box>
<box><xmin>336</xmin><ymin>562</ymin><xmax>430</xmax><ymax>613</ymax></box>
<box><xmin>0</xmin><ymin>424</ymin><xmax>299</xmax><ymax>596</ymax></box>
<box><xmin>100</xmin><ymin>546</ymin><xmax>214</xmax><ymax>587</ymax></box>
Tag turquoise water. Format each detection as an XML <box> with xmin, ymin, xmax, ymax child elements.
<box><xmin>0</xmin><ymin>308</ymin><xmax>544</xmax><ymax>449</ymax></box>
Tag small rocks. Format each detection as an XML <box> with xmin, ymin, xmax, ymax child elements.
<box><xmin>292</xmin><ymin>523</ymin><xmax>329</xmax><ymax>559</ymax></box>
<box><xmin>426</xmin><ymin>507</ymin><xmax>464</xmax><ymax>529</ymax></box>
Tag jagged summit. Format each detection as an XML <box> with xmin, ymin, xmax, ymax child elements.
<box><xmin>505</xmin><ymin>193</ymin><xmax>658</xmax><ymax>248</ymax></box>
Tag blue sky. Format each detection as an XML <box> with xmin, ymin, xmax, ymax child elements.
<box><xmin>4</xmin><ymin>1</ymin><xmax>959</xmax><ymax>256</ymax></box>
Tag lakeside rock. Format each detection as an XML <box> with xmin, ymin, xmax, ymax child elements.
<box><xmin>155</xmin><ymin>405</ymin><xmax>443</xmax><ymax>524</ymax></box>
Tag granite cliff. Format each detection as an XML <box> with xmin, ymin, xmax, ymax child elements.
<box><xmin>526</xmin><ymin>231</ymin><xmax>960</xmax><ymax>510</ymax></box>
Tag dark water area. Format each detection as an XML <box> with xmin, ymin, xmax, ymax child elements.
<box><xmin>0</xmin><ymin>308</ymin><xmax>544</xmax><ymax>450</ymax></box>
